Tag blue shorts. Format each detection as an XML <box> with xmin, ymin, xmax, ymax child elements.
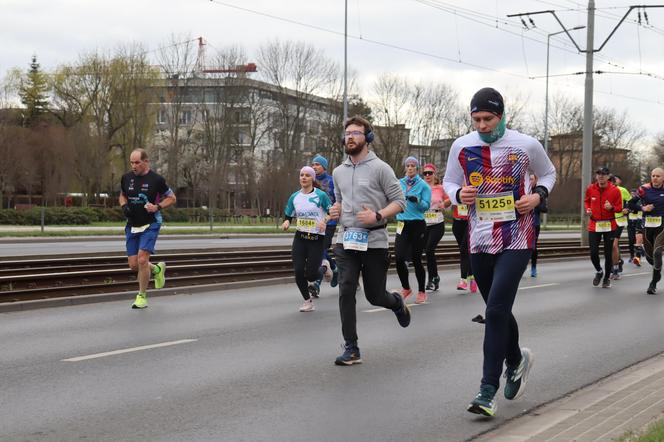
<box><xmin>125</xmin><ymin>223</ymin><xmax>161</xmax><ymax>256</ymax></box>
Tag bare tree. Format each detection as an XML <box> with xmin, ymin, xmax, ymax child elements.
<box><xmin>155</xmin><ymin>35</ymin><xmax>199</xmax><ymax>189</ymax></box>
<box><xmin>257</xmin><ymin>39</ymin><xmax>338</xmax><ymax>211</ymax></box>
<box><xmin>371</xmin><ymin>73</ymin><xmax>412</xmax><ymax>170</ymax></box>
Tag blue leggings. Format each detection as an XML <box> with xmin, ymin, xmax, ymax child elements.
<box><xmin>471</xmin><ymin>249</ymin><xmax>532</xmax><ymax>389</ymax></box>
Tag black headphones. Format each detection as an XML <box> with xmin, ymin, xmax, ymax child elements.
<box><xmin>341</xmin><ymin>127</ymin><xmax>375</xmax><ymax>145</ymax></box>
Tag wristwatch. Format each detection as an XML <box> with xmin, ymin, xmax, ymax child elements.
<box><xmin>375</xmin><ymin>211</ymin><xmax>383</xmax><ymax>222</ymax></box>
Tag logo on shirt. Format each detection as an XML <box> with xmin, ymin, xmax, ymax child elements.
<box><xmin>508</xmin><ymin>154</ymin><xmax>518</xmax><ymax>162</ymax></box>
<box><xmin>485</xmin><ymin>175</ymin><xmax>516</xmax><ymax>185</ymax></box>
<box><xmin>469</xmin><ymin>172</ymin><xmax>484</xmax><ymax>186</ymax></box>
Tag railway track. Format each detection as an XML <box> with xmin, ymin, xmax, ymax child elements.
<box><xmin>0</xmin><ymin>240</ymin><xmax>630</xmax><ymax>303</ymax></box>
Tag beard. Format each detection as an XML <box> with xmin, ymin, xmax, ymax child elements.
<box><xmin>345</xmin><ymin>139</ymin><xmax>366</xmax><ymax>156</ymax></box>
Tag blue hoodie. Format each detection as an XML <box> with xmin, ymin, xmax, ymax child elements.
<box><xmin>396</xmin><ymin>174</ymin><xmax>431</xmax><ymax>221</ymax></box>
<box><xmin>316</xmin><ymin>172</ymin><xmax>337</xmax><ymax>226</ymax></box>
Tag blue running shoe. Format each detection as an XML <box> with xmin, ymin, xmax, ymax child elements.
<box><xmin>467</xmin><ymin>384</ymin><xmax>497</xmax><ymax>417</ymax></box>
<box><xmin>331</xmin><ymin>268</ymin><xmax>339</xmax><ymax>288</ymax></box>
<box><xmin>504</xmin><ymin>348</ymin><xmax>534</xmax><ymax>400</ymax></box>
<box><xmin>530</xmin><ymin>266</ymin><xmax>537</xmax><ymax>278</ymax></box>
<box><xmin>334</xmin><ymin>342</ymin><xmax>362</xmax><ymax>366</ymax></box>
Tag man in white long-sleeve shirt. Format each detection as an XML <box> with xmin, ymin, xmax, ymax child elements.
<box><xmin>443</xmin><ymin>88</ymin><xmax>556</xmax><ymax>417</ymax></box>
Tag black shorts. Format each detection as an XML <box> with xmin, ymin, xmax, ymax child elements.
<box><xmin>614</xmin><ymin>226</ymin><xmax>624</xmax><ymax>239</ymax></box>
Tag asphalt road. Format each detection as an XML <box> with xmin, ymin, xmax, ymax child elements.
<box><xmin>0</xmin><ymin>231</ymin><xmax>581</xmax><ymax>257</ymax></box>
<box><xmin>1</xmin><ymin>258</ymin><xmax>662</xmax><ymax>441</ymax></box>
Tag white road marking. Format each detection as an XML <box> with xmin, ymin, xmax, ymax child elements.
<box><xmin>62</xmin><ymin>339</ymin><xmax>197</xmax><ymax>362</ymax></box>
<box><xmin>620</xmin><ymin>272</ymin><xmax>650</xmax><ymax>277</ymax></box>
<box><xmin>519</xmin><ymin>283</ymin><xmax>559</xmax><ymax>290</ymax></box>
<box><xmin>364</xmin><ymin>303</ymin><xmax>427</xmax><ymax>313</ymax></box>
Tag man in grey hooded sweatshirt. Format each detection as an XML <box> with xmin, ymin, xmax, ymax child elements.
<box><xmin>329</xmin><ymin>115</ymin><xmax>411</xmax><ymax>366</ymax></box>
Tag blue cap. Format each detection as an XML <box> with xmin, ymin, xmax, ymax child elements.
<box><xmin>312</xmin><ymin>155</ymin><xmax>328</xmax><ymax>170</ymax></box>
<box><xmin>404</xmin><ymin>156</ymin><xmax>419</xmax><ymax>168</ymax></box>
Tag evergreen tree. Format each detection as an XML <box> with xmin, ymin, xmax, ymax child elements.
<box><xmin>19</xmin><ymin>55</ymin><xmax>49</xmax><ymax>126</ymax></box>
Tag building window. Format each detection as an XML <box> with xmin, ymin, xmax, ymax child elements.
<box><xmin>157</xmin><ymin>109</ymin><xmax>167</xmax><ymax>124</ymax></box>
<box><xmin>179</xmin><ymin>110</ymin><xmax>192</xmax><ymax>125</ymax></box>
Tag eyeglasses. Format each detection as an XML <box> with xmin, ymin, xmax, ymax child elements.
<box><xmin>422</xmin><ymin>171</ymin><xmax>435</xmax><ymax>176</ymax></box>
<box><xmin>344</xmin><ymin>130</ymin><xmax>364</xmax><ymax>137</ymax></box>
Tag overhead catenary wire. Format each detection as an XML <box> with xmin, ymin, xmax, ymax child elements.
<box><xmin>207</xmin><ymin>0</ymin><xmax>528</xmax><ymax>78</ymax></box>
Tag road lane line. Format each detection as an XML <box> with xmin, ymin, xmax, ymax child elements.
<box><xmin>363</xmin><ymin>303</ymin><xmax>427</xmax><ymax>313</ymax></box>
<box><xmin>519</xmin><ymin>283</ymin><xmax>559</xmax><ymax>290</ymax></box>
<box><xmin>620</xmin><ymin>272</ymin><xmax>650</xmax><ymax>277</ymax></box>
<box><xmin>62</xmin><ymin>339</ymin><xmax>197</xmax><ymax>362</ymax></box>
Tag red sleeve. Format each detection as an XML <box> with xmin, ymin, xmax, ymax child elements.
<box><xmin>584</xmin><ymin>187</ymin><xmax>591</xmax><ymax>210</ymax></box>
<box><xmin>613</xmin><ymin>189</ymin><xmax>623</xmax><ymax>213</ymax></box>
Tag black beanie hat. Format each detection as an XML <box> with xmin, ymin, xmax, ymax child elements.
<box><xmin>470</xmin><ymin>87</ymin><xmax>504</xmax><ymax>116</ymax></box>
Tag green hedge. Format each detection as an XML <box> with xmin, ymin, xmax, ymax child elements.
<box><xmin>0</xmin><ymin>207</ymin><xmax>263</xmax><ymax>225</ymax></box>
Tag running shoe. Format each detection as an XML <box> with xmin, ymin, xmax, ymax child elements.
<box><xmin>467</xmin><ymin>384</ymin><xmax>498</xmax><ymax>417</ymax></box>
<box><xmin>153</xmin><ymin>262</ymin><xmax>166</xmax><ymax>289</ymax></box>
<box><xmin>334</xmin><ymin>342</ymin><xmax>362</xmax><ymax>366</ymax></box>
<box><xmin>592</xmin><ymin>271</ymin><xmax>603</xmax><ymax>286</ymax></box>
<box><xmin>504</xmin><ymin>348</ymin><xmax>534</xmax><ymax>400</ymax></box>
<box><xmin>392</xmin><ymin>292</ymin><xmax>411</xmax><ymax>327</ymax></box>
<box><xmin>530</xmin><ymin>266</ymin><xmax>537</xmax><ymax>278</ymax></box>
<box><xmin>400</xmin><ymin>288</ymin><xmax>413</xmax><ymax>300</ymax></box>
<box><xmin>330</xmin><ymin>268</ymin><xmax>339</xmax><ymax>288</ymax></box>
<box><xmin>633</xmin><ymin>256</ymin><xmax>641</xmax><ymax>267</ymax></box>
<box><xmin>299</xmin><ymin>299</ymin><xmax>315</xmax><ymax>312</ymax></box>
<box><xmin>456</xmin><ymin>278</ymin><xmax>468</xmax><ymax>290</ymax></box>
<box><xmin>469</xmin><ymin>278</ymin><xmax>478</xmax><ymax>293</ymax></box>
<box><xmin>131</xmin><ymin>292</ymin><xmax>148</xmax><ymax>309</ymax></box>
<box><xmin>322</xmin><ymin>259</ymin><xmax>333</xmax><ymax>283</ymax></box>
<box><xmin>415</xmin><ymin>291</ymin><xmax>427</xmax><ymax>304</ymax></box>
<box><xmin>612</xmin><ymin>271</ymin><xmax>621</xmax><ymax>280</ymax></box>
<box><xmin>602</xmin><ymin>278</ymin><xmax>611</xmax><ymax>289</ymax></box>
<box><xmin>647</xmin><ymin>281</ymin><xmax>657</xmax><ymax>295</ymax></box>
<box><xmin>425</xmin><ymin>275</ymin><xmax>440</xmax><ymax>291</ymax></box>
<box><xmin>308</xmin><ymin>282</ymin><xmax>320</xmax><ymax>299</ymax></box>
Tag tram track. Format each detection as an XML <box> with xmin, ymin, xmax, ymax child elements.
<box><xmin>0</xmin><ymin>240</ymin><xmax>630</xmax><ymax>303</ymax></box>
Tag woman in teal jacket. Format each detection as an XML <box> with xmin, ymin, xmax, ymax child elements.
<box><xmin>395</xmin><ymin>156</ymin><xmax>431</xmax><ymax>304</ymax></box>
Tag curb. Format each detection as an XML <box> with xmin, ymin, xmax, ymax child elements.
<box><xmin>472</xmin><ymin>352</ymin><xmax>664</xmax><ymax>441</ymax></box>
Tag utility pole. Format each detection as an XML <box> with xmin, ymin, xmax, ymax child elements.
<box><xmin>343</xmin><ymin>0</ymin><xmax>348</xmax><ymax>123</ymax></box>
<box><xmin>507</xmin><ymin>3</ymin><xmax>664</xmax><ymax>246</ymax></box>
<box><xmin>581</xmin><ymin>2</ymin><xmax>595</xmax><ymax>246</ymax></box>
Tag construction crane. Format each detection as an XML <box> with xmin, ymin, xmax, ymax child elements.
<box><xmin>195</xmin><ymin>36</ymin><xmax>257</xmax><ymax>76</ymax></box>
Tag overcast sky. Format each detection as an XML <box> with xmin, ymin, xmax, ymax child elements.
<box><xmin>2</xmin><ymin>0</ymin><xmax>663</xmax><ymax>144</ymax></box>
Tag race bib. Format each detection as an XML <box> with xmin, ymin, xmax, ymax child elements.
<box><xmin>342</xmin><ymin>228</ymin><xmax>369</xmax><ymax>251</ymax></box>
<box><xmin>476</xmin><ymin>192</ymin><xmax>516</xmax><ymax>222</ymax></box>
<box><xmin>457</xmin><ymin>204</ymin><xmax>468</xmax><ymax>217</ymax></box>
<box><xmin>296</xmin><ymin>218</ymin><xmax>319</xmax><ymax>234</ymax></box>
<box><xmin>628</xmin><ymin>211</ymin><xmax>643</xmax><ymax>221</ymax></box>
<box><xmin>396</xmin><ymin>221</ymin><xmax>405</xmax><ymax>235</ymax></box>
<box><xmin>645</xmin><ymin>216</ymin><xmax>662</xmax><ymax>228</ymax></box>
<box><xmin>425</xmin><ymin>210</ymin><xmax>444</xmax><ymax>225</ymax></box>
<box><xmin>595</xmin><ymin>221</ymin><xmax>612</xmax><ymax>232</ymax></box>
<box><xmin>615</xmin><ymin>217</ymin><xmax>628</xmax><ymax>227</ymax></box>
<box><xmin>130</xmin><ymin>224</ymin><xmax>150</xmax><ymax>234</ymax></box>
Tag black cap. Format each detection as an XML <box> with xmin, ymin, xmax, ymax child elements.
<box><xmin>470</xmin><ymin>87</ymin><xmax>504</xmax><ymax>115</ymax></box>
<box><xmin>595</xmin><ymin>166</ymin><xmax>610</xmax><ymax>175</ymax></box>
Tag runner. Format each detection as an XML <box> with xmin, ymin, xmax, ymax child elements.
<box><xmin>443</xmin><ymin>87</ymin><xmax>556</xmax><ymax>417</ymax></box>
<box><xmin>529</xmin><ymin>174</ymin><xmax>546</xmax><ymax>278</ymax></box>
<box><xmin>609</xmin><ymin>175</ymin><xmax>631</xmax><ymax>279</ymax></box>
<box><xmin>422</xmin><ymin>163</ymin><xmax>451</xmax><ymax>292</ymax></box>
<box><xmin>584</xmin><ymin>167</ymin><xmax>623</xmax><ymax>289</ymax></box>
<box><xmin>631</xmin><ymin>167</ymin><xmax>664</xmax><ymax>294</ymax></box>
<box><xmin>282</xmin><ymin>166</ymin><xmax>332</xmax><ymax>312</ymax></box>
<box><xmin>329</xmin><ymin>115</ymin><xmax>410</xmax><ymax>366</ymax></box>
<box><xmin>311</xmin><ymin>154</ymin><xmax>338</xmax><ymax>291</ymax></box>
<box><xmin>395</xmin><ymin>156</ymin><xmax>431</xmax><ymax>304</ymax></box>
<box><xmin>628</xmin><ymin>188</ymin><xmax>645</xmax><ymax>266</ymax></box>
<box><xmin>451</xmin><ymin>202</ymin><xmax>477</xmax><ymax>293</ymax></box>
<box><xmin>119</xmin><ymin>148</ymin><xmax>176</xmax><ymax>309</ymax></box>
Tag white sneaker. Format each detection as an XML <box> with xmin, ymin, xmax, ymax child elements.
<box><xmin>322</xmin><ymin>259</ymin><xmax>333</xmax><ymax>282</ymax></box>
<box><xmin>299</xmin><ymin>299</ymin><xmax>315</xmax><ymax>312</ymax></box>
